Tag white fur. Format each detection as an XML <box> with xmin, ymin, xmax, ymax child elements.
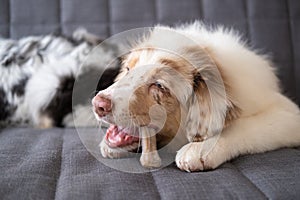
<box><xmin>97</xmin><ymin>22</ymin><xmax>300</xmax><ymax>171</ymax></box>
<box><xmin>25</xmin><ymin>57</ymin><xmax>78</xmax><ymax>126</ymax></box>
<box><xmin>170</xmin><ymin>22</ymin><xmax>300</xmax><ymax>171</ymax></box>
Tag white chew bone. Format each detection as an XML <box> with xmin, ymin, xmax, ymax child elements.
<box><xmin>139</xmin><ymin>127</ymin><xmax>161</xmax><ymax>168</ymax></box>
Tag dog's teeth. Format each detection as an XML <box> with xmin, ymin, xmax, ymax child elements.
<box><xmin>124</xmin><ymin>135</ymin><xmax>130</xmax><ymax>141</ymax></box>
<box><xmin>112</xmin><ymin>129</ymin><xmax>118</xmax><ymax>136</ymax></box>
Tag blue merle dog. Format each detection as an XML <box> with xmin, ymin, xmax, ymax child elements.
<box><xmin>0</xmin><ymin>29</ymin><xmax>120</xmax><ymax>128</ymax></box>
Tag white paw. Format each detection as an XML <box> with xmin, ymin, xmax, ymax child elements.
<box><xmin>37</xmin><ymin>115</ymin><xmax>53</xmax><ymax>129</ymax></box>
<box><xmin>140</xmin><ymin>151</ymin><xmax>162</xmax><ymax>168</ymax></box>
<box><xmin>100</xmin><ymin>139</ymin><xmax>132</xmax><ymax>159</ymax></box>
<box><xmin>175</xmin><ymin>142</ymin><xmax>216</xmax><ymax>172</ymax></box>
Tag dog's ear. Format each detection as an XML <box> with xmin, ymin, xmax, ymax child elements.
<box><xmin>183</xmin><ymin>46</ymin><xmax>240</xmax><ymax>141</ymax></box>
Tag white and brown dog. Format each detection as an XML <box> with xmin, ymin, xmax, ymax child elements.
<box><xmin>92</xmin><ymin>22</ymin><xmax>300</xmax><ymax>172</ymax></box>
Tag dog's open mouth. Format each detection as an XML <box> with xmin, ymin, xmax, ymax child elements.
<box><xmin>105</xmin><ymin>124</ymin><xmax>139</xmax><ymax>148</ymax></box>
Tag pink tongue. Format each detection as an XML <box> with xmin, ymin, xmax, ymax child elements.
<box><xmin>105</xmin><ymin>125</ymin><xmax>139</xmax><ymax>148</ymax></box>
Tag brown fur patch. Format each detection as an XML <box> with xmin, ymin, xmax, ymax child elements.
<box><xmin>126</xmin><ymin>47</ymin><xmax>155</xmax><ymax>69</ymax></box>
<box><xmin>193</xmin><ymin>134</ymin><xmax>204</xmax><ymax>142</ymax></box>
<box><xmin>159</xmin><ymin>47</ymin><xmax>215</xmax><ymax>137</ymax></box>
<box><xmin>190</xmin><ymin>45</ymin><xmax>242</xmax><ymax>127</ymax></box>
<box><xmin>127</xmin><ymin>56</ymin><xmax>139</xmax><ymax>69</ymax></box>
<box><xmin>159</xmin><ymin>58</ymin><xmax>193</xmax><ymax>81</ymax></box>
<box><xmin>224</xmin><ymin>103</ymin><xmax>241</xmax><ymax>127</ymax></box>
<box><xmin>160</xmin><ymin>58</ymin><xmax>183</xmax><ymax>71</ymax></box>
<box><xmin>128</xmin><ymin>84</ymin><xmax>154</xmax><ymax>126</ymax></box>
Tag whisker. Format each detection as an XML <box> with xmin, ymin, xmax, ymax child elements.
<box><xmin>130</xmin><ymin>117</ymin><xmax>134</xmax><ymax>134</ymax></box>
<box><xmin>98</xmin><ymin>120</ymin><xmax>102</xmax><ymax>129</ymax></box>
<box><xmin>99</xmin><ymin>121</ymin><xmax>105</xmax><ymax>135</ymax></box>
<box><xmin>86</xmin><ymin>113</ymin><xmax>95</xmax><ymax>121</ymax></box>
<box><xmin>89</xmin><ymin>90</ymin><xmax>98</xmax><ymax>98</ymax></box>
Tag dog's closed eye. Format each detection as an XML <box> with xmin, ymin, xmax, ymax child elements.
<box><xmin>152</xmin><ymin>79</ymin><xmax>170</xmax><ymax>92</ymax></box>
<box><xmin>148</xmin><ymin>80</ymin><xmax>171</xmax><ymax>104</ymax></box>
<box><xmin>154</xmin><ymin>81</ymin><xmax>165</xmax><ymax>91</ymax></box>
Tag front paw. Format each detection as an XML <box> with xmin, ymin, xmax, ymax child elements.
<box><xmin>140</xmin><ymin>151</ymin><xmax>161</xmax><ymax>168</ymax></box>
<box><xmin>100</xmin><ymin>139</ymin><xmax>131</xmax><ymax>158</ymax></box>
<box><xmin>175</xmin><ymin>142</ymin><xmax>216</xmax><ymax>172</ymax></box>
<box><xmin>37</xmin><ymin>115</ymin><xmax>54</xmax><ymax>129</ymax></box>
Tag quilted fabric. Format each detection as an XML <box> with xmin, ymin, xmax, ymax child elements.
<box><xmin>1</xmin><ymin>128</ymin><xmax>300</xmax><ymax>199</ymax></box>
<box><xmin>0</xmin><ymin>0</ymin><xmax>299</xmax><ymax>106</ymax></box>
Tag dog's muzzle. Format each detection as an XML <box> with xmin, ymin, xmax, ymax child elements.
<box><xmin>92</xmin><ymin>93</ymin><xmax>139</xmax><ymax>148</ymax></box>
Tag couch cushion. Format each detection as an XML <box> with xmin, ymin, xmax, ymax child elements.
<box><xmin>0</xmin><ymin>128</ymin><xmax>299</xmax><ymax>199</ymax></box>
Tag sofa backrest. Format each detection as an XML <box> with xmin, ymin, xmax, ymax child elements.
<box><xmin>0</xmin><ymin>0</ymin><xmax>299</xmax><ymax>105</ymax></box>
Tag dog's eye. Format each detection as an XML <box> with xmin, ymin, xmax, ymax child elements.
<box><xmin>126</xmin><ymin>67</ymin><xmax>130</xmax><ymax>72</ymax></box>
<box><xmin>155</xmin><ymin>81</ymin><xmax>165</xmax><ymax>90</ymax></box>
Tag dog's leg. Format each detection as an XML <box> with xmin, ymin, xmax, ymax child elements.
<box><xmin>176</xmin><ymin>106</ymin><xmax>300</xmax><ymax>172</ymax></box>
<box><xmin>140</xmin><ymin>127</ymin><xmax>162</xmax><ymax>168</ymax></box>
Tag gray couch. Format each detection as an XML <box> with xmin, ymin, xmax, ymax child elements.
<box><xmin>0</xmin><ymin>0</ymin><xmax>300</xmax><ymax>199</ymax></box>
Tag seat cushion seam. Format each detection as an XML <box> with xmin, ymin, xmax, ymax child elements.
<box><xmin>230</xmin><ymin>163</ymin><xmax>268</xmax><ymax>199</ymax></box>
<box><xmin>54</xmin><ymin>129</ymin><xmax>64</xmax><ymax>200</ymax></box>
<box><xmin>150</xmin><ymin>172</ymin><xmax>162</xmax><ymax>200</ymax></box>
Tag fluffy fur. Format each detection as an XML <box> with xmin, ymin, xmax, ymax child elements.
<box><xmin>93</xmin><ymin>22</ymin><xmax>300</xmax><ymax>171</ymax></box>
<box><xmin>0</xmin><ymin>29</ymin><xmax>120</xmax><ymax>128</ymax></box>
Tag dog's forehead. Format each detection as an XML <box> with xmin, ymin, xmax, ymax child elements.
<box><xmin>105</xmin><ymin>64</ymin><xmax>157</xmax><ymax>101</ymax></box>
<box><xmin>119</xmin><ymin>64</ymin><xmax>156</xmax><ymax>87</ymax></box>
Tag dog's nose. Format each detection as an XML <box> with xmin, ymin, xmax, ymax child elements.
<box><xmin>92</xmin><ymin>94</ymin><xmax>112</xmax><ymax>117</ymax></box>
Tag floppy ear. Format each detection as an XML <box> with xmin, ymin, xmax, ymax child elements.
<box><xmin>183</xmin><ymin>46</ymin><xmax>240</xmax><ymax>142</ymax></box>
